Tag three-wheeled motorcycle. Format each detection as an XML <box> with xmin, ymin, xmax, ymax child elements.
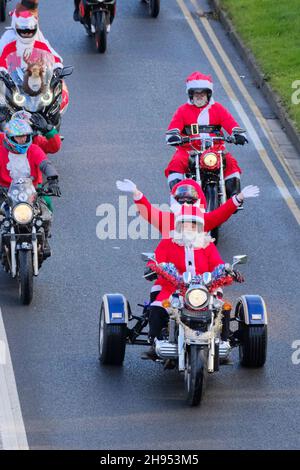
<box><xmin>98</xmin><ymin>253</ymin><xmax>268</xmax><ymax>406</ymax></box>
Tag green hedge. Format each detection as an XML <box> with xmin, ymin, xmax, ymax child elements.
<box><xmin>221</xmin><ymin>0</ymin><xmax>300</xmax><ymax>131</ymax></box>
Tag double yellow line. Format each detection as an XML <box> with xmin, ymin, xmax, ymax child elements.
<box><xmin>177</xmin><ymin>0</ymin><xmax>300</xmax><ymax>225</ymax></box>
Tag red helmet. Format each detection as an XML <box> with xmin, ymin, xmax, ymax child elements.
<box><xmin>171</xmin><ymin>179</ymin><xmax>207</xmax><ymax>208</ymax></box>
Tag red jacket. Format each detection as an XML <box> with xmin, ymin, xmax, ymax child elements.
<box><xmin>134</xmin><ymin>194</ymin><xmax>238</xmax><ymax>238</ymax></box>
<box><xmin>0</xmin><ymin>143</ymin><xmax>46</xmax><ymax>187</ymax></box>
<box><xmin>0</xmin><ymin>131</ymin><xmax>61</xmax><ymax>155</ymax></box>
<box><xmin>168</xmin><ymin>101</ymin><xmax>239</xmax><ymax>152</ymax></box>
<box><xmin>152</xmin><ymin>237</ymin><xmax>224</xmax><ymax>298</ymax></box>
<box><xmin>0</xmin><ymin>39</ymin><xmax>62</xmax><ymax>71</ymax></box>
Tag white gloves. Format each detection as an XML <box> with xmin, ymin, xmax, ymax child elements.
<box><xmin>240</xmin><ymin>185</ymin><xmax>260</xmax><ymax>199</ymax></box>
<box><xmin>116</xmin><ymin>179</ymin><xmax>137</xmax><ymax>193</ymax></box>
<box><xmin>116</xmin><ymin>179</ymin><xmax>142</xmax><ymax>200</ymax></box>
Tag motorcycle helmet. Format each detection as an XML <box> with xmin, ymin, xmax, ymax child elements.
<box><xmin>12</xmin><ymin>9</ymin><xmax>39</xmax><ymax>44</ymax></box>
<box><xmin>11</xmin><ymin>110</ymin><xmax>32</xmax><ymax>122</ymax></box>
<box><xmin>186</xmin><ymin>72</ymin><xmax>213</xmax><ymax>105</ymax></box>
<box><xmin>171</xmin><ymin>179</ymin><xmax>207</xmax><ymax>208</ymax></box>
<box><xmin>3</xmin><ymin>118</ymin><xmax>33</xmax><ymax>154</ymax></box>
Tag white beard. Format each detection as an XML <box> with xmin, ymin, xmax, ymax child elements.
<box><xmin>7</xmin><ymin>152</ymin><xmax>31</xmax><ymax>180</ymax></box>
<box><xmin>193</xmin><ymin>97</ymin><xmax>208</xmax><ymax>108</ymax></box>
<box><xmin>173</xmin><ymin>229</ymin><xmax>214</xmax><ymax>249</ymax></box>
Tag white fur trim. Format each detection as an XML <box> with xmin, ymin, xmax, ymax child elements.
<box><xmin>151</xmin><ymin>285</ymin><xmax>162</xmax><ymax>293</ymax></box>
<box><xmin>168</xmin><ymin>173</ymin><xmax>184</xmax><ymax>183</ymax></box>
<box><xmin>186</xmin><ymin>79</ymin><xmax>213</xmax><ymax>91</ymax></box>
<box><xmin>224</xmin><ymin>172</ymin><xmax>241</xmax><ymax>181</ymax></box>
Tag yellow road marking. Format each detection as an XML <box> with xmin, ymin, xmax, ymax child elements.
<box><xmin>190</xmin><ymin>0</ymin><xmax>300</xmax><ymax>197</ymax></box>
<box><xmin>176</xmin><ymin>0</ymin><xmax>300</xmax><ymax>225</ymax></box>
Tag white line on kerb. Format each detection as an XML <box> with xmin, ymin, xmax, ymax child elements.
<box><xmin>0</xmin><ymin>307</ymin><xmax>29</xmax><ymax>450</ymax></box>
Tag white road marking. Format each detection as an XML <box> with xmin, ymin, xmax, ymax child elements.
<box><xmin>177</xmin><ymin>0</ymin><xmax>300</xmax><ymax>226</ymax></box>
<box><xmin>0</xmin><ymin>307</ymin><xmax>29</xmax><ymax>450</ymax></box>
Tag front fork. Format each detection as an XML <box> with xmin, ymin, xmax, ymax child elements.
<box><xmin>219</xmin><ymin>152</ymin><xmax>227</xmax><ymax>205</ymax></box>
<box><xmin>9</xmin><ymin>225</ymin><xmax>39</xmax><ymax>278</ymax></box>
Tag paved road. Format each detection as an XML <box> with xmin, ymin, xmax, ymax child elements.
<box><xmin>0</xmin><ymin>0</ymin><xmax>300</xmax><ymax>450</ymax></box>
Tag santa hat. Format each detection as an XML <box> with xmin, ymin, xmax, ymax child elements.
<box><xmin>171</xmin><ymin>179</ymin><xmax>207</xmax><ymax>209</ymax></box>
<box><xmin>12</xmin><ymin>0</ymin><xmax>39</xmax><ymax>18</ymax></box>
<box><xmin>175</xmin><ymin>204</ymin><xmax>204</xmax><ymax>228</ymax></box>
<box><xmin>186</xmin><ymin>72</ymin><xmax>213</xmax><ymax>93</ymax></box>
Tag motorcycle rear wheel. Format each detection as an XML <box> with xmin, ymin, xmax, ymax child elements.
<box><xmin>185</xmin><ymin>346</ymin><xmax>208</xmax><ymax>406</ymax></box>
<box><xmin>18</xmin><ymin>250</ymin><xmax>33</xmax><ymax>305</ymax></box>
<box><xmin>237</xmin><ymin>301</ymin><xmax>267</xmax><ymax>367</ymax></box>
<box><xmin>149</xmin><ymin>0</ymin><xmax>160</xmax><ymax>17</ymax></box>
<box><xmin>204</xmin><ymin>182</ymin><xmax>220</xmax><ymax>244</ymax></box>
<box><xmin>98</xmin><ymin>302</ymin><xmax>127</xmax><ymax>365</ymax></box>
<box><xmin>95</xmin><ymin>11</ymin><xmax>107</xmax><ymax>54</ymax></box>
<box><xmin>0</xmin><ymin>0</ymin><xmax>6</xmax><ymax>23</ymax></box>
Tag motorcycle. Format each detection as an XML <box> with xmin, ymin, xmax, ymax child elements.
<box><xmin>167</xmin><ymin>125</ymin><xmax>245</xmax><ymax>244</ymax></box>
<box><xmin>0</xmin><ymin>48</ymin><xmax>73</xmax><ymax>130</ymax></box>
<box><xmin>77</xmin><ymin>0</ymin><xmax>116</xmax><ymax>54</ymax></box>
<box><xmin>0</xmin><ymin>177</ymin><xmax>60</xmax><ymax>305</ymax></box>
<box><xmin>141</xmin><ymin>0</ymin><xmax>160</xmax><ymax>18</ymax></box>
<box><xmin>98</xmin><ymin>253</ymin><xmax>268</xmax><ymax>406</ymax></box>
<box><xmin>0</xmin><ymin>0</ymin><xmax>7</xmax><ymax>23</ymax></box>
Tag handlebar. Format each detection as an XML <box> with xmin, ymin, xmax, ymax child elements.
<box><xmin>182</xmin><ymin>135</ymin><xmax>236</xmax><ymax>145</ymax></box>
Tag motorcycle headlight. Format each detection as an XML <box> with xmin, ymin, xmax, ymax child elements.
<box><xmin>41</xmin><ymin>91</ymin><xmax>53</xmax><ymax>106</ymax></box>
<box><xmin>13</xmin><ymin>92</ymin><xmax>26</xmax><ymax>107</ymax></box>
<box><xmin>12</xmin><ymin>204</ymin><xmax>33</xmax><ymax>224</ymax></box>
<box><xmin>185</xmin><ymin>286</ymin><xmax>209</xmax><ymax>309</ymax></box>
<box><xmin>203</xmin><ymin>152</ymin><xmax>218</xmax><ymax>167</ymax></box>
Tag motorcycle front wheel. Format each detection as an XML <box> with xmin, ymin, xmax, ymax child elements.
<box><xmin>184</xmin><ymin>346</ymin><xmax>208</xmax><ymax>406</ymax></box>
<box><xmin>0</xmin><ymin>0</ymin><xmax>6</xmax><ymax>23</ymax></box>
<box><xmin>18</xmin><ymin>250</ymin><xmax>33</xmax><ymax>305</ymax></box>
<box><xmin>149</xmin><ymin>0</ymin><xmax>160</xmax><ymax>17</ymax></box>
<box><xmin>98</xmin><ymin>302</ymin><xmax>127</xmax><ymax>365</ymax></box>
<box><xmin>94</xmin><ymin>11</ymin><xmax>107</xmax><ymax>54</ymax></box>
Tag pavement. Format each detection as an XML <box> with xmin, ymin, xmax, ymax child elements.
<box><xmin>0</xmin><ymin>0</ymin><xmax>300</xmax><ymax>450</ymax></box>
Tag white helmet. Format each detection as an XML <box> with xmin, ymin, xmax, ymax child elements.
<box><xmin>11</xmin><ymin>10</ymin><xmax>39</xmax><ymax>45</ymax></box>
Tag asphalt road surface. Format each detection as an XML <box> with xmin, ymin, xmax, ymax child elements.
<box><xmin>0</xmin><ymin>0</ymin><xmax>300</xmax><ymax>450</ymax></box>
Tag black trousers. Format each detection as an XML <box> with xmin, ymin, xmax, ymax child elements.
<box><xmin>148</xmin><ymin>306</ymin><xmax>169</xmax><ymax>340</ymax></box>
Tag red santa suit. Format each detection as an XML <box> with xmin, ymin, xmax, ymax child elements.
<box><xmin>0</xmin><ymin>9</ymin><xmax>63</xmax><ymax>70</ymax></box>
<box><xmin>149</xmin><ymin>205</ymin><xmax>224</xmax><ymax>306</ymax></box>
<box><xmin>165</xmin><ymin>72</ymin><xmax>241</xmax><ymax>187</ymax></box>
<box><xmin>0</xmin><ymin>142</ymin><xmax>47</xmax><ymax>187</ymax></box>
<box><xmin>134</xmin><ymin>178</ymin><xmax>240</xmax><ymax>239</ymax></box>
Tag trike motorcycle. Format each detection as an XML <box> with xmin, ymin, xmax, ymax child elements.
<box><xmin>98</xmin><ymin>253</ymin><xmax>268</xmax><ymax>406</ymax></box>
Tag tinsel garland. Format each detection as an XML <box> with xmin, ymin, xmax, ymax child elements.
<box><xmin>149</xmin><ymin>262</ymin><xmax>236</xmax><ymax>295</ymax></box>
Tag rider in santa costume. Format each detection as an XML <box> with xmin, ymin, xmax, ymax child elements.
<box><xmin>0</xmin><ymin>1</ymin><xmax>63</xmax><ymax>71</ymax></box>
<box><xmin>142</xmin><ymin>204</ymin><xmax>241</xmax><ymax>360</ymax></box>
<box><xmin>116</xmin><ymin>178</ymin><xmax>259</xmax><ymax>302</ymax></box>
<box><xmin>116</xmin><ymin>178</ymin><xmax>259</xmax><ymax>239</ymax></box>
<box><xmin>165</xmin><ymin>72</ymin><xmax>248</xmax><ymax>198</ymax></box>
